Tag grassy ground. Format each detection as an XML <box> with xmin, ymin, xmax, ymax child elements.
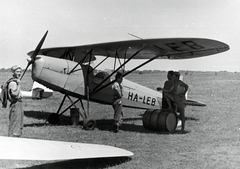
<box><xmin>0</xmin><ymin>71</ymin><xmax>240</xmax><ymax>169</ymax></box>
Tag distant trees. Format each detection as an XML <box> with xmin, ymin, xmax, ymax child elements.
<box><xmin>0</xmin><ymin>68</ymin><xmax>31</xmax><ymax>72</ymax></box>
<box><xmin>0</xmin><ymin>68</ymin><xmax>7</xmax><ymax>72</ymax></box>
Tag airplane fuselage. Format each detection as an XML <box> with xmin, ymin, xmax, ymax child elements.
<box><xmin>32</xmin><ymin>55</ymin><xmax>162</xmax><ymax>110</ymax></box>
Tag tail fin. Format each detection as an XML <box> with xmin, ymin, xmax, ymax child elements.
<box><xmin>180</xmin><ymin>74</ymin><xmax>206</xmax><ymax>107</ymax></box>
<box><xmin>179</xmin><ymin>75</ymin><xmax>188</xmax><ymax>99</ymax></box>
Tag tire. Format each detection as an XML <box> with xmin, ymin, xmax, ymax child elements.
<box><xmin>83</xmin><ymin>119</ymin><xmax>96</xmax><ymax>130</ymax></box>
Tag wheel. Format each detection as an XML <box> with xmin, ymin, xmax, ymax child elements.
<box><xmin>83</xmin><ymin>119</ymin><xmax>96</xmax><ymax>130</ymax></box>
<box><xmin>48</xmin><ymin>113</ymin><xmax>59</xmax><ymax>125</ymax></box>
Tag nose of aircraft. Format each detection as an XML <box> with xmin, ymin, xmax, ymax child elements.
<box><xmin>30</xmin><ymin>55</ymin><xmax>86</xmax><ymax>96</ymax></box>
<box><xmin>31</xmin><ymin>55</ymin><xmax>64</xmax><ymax>91</ymax></box>
<box><xmin>31</xmin><ymin>55</ymin><xmax>45</xmax><ymax>81</ymax></box>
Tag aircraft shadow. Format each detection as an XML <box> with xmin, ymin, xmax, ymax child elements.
<box><xmin>24</xmin><ymin>111</ymin><xmax>197</xmax><ymax>134</ymax></box>
<box><xmin>21</xmin><ymin>157</ymin><xmax>132</xmax><ymax>169</ymax></box>
<box><xmin>24</xmin><ymin>111</ymin><xmax>72</xmax><ymax>127</ymax></box>
<box><xmin>24</xmin><ymin>111</ymin><xmax>51</xmax><ymax>121</ymax></box>
<box><xmin>96</xmin><ymin>116</ymin><xmax>196</xmax><ymax>134</ymax></box>
<box><xmin>96</xmin><ymin>118</ymin><xmax>173</xmax><ymax>134</ymax></box>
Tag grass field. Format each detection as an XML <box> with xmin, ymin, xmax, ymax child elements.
<box><xmin>0</xmin><ymin>70</ymin><xmax>240</xmax><ymax>169</ymax></box>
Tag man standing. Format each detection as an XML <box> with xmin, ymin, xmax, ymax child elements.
<box><xmin>157</xmin><ymin>70</ymin><xmax>174</xmax><ymax>110</ymax></box>
<box><xmin>172</xmin><ymin>71</ymin><xmax>188</xmax><ymax>133</ymax></box>
<box><xmin>7</xmin><ymin>65</ymin><xmax>24</xmax><ymax>137</ymax></box>
<box><xmin>112</xmin><ymin>72</ymin><xmax>123</xmax><ymax>133</ymax></box>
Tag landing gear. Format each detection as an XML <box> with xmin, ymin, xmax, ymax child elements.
<box><xmin>51</xmin><ymin>94</ymin><xmax>96</xmax><ymax>130</ymax></box>
<box><xmin>83</xmin><ymin>119</ymin><xmax>96</xmax><ymax>130</ymax></box>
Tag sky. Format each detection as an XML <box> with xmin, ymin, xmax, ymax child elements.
<box><xmin>0</xmin><ymin>0</ymin><xmax>239</xmax><ymax>72</ymax></box>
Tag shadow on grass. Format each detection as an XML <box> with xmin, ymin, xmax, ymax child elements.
<box><xmin>96</xmin><ymin>118</ymin><xmax>175</xmax><ymax>135</ymax></box>
<box><xmin>96</xmin><ymin>116</ymin><xmax>194</xmax><ymax>134</ymax></box>
<box><xmin>24</xmin><ymin>111</ymin><xmax>194</xmax><ymax>134</ymax></box>
<box><xmin>22</xmin><ymin>157</ymin><xmax>132</xmax><ymax>169</ymax></box>
<box><xmin>24</xmin><ymin>111</ymin><xmax>51</xmax><ymax>120</ymax></box>
<box><xmin>24</xmin><ymin>111</ymin><xmax>72</xmax><ymax>127</ymax></box>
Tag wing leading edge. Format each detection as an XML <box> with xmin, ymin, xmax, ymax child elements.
<box><xmin>28</xmin><ymin>38</ymin><xmax>229</xmax><ymax>61</ymax></box>
<box><xmin>0</xmin><ymin>136</ymin><xmax>133</xmax><ymax>160</ymax></box>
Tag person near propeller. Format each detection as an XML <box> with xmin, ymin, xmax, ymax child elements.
<box><xmin>5</xmin><ymin>65</ymin><xmax>24</xmax><ymax>137</ymax></box>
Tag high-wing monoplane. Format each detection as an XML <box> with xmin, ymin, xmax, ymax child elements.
<box><xmin>25</xmin><ymin>31</ymin><xmax>229</xmax><ymax>131</ymax></box>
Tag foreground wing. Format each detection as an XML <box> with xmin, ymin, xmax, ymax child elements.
<box><xmin>28</xmin><ymin>38</ymin><xmax>229</xmax><ymax>60</ymax></box>
<box><xmin>0</xmin><ymin>136</ymin><xmax>133</xmax><ymax>160</ymax></box>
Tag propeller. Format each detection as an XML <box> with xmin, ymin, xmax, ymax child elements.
<box><xmin>20</xmin><ymin>30</ymin><xmax>48</xmax><ymax>80</ymax></box>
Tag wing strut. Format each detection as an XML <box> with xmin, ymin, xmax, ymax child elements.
<box><xmin>113</xmin><ymin>50</ymin><xmax>123</xmax><ymax>71</ymax></box>
<box><xmin>64</xmin><ymin>49</ymin><xmax>95</xmax><ymax>119</ymax></box>
<box><xmin>56</xmin><ymin>95</ymin><xmax>67</xmax><ymax>115</ymax></box>
<box><xmin>61</xmin><ymin>48</ymin><xmax>75</xmax><ymax>60</ymax></box>
<box><xmin>68</xmin><ymin>49</ymin><xmax>93</xmax><ymax>74</ymax></box>
<box><xmin>86</xmin><ymin>50</ymin><xmax>95</xmax><ymax>118</ymax></box>
<box><xmin>90</xmin><ymin>45</ymin><xmax>147</xmax><ymax>96</ymax></box>
<box><xmin>92</xmin><ymin>54</ymin><xmax>110</xmax><ymax>71</ymax></box>
<box><xmin>123</xmin><ymin>54</ymin><xmax>161</xmax><ymax>77</ymax></box>
<box><xmin>90</xmin><ymin>44</ymin><xmax>168</xmax><ymax>96</ymax></box>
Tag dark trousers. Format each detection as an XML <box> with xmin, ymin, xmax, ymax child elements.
<box><xmin>112</xmin><ymin>99</ymin><xmax>122</xmax><ymax>125</ymax></box>
<box><xmin>8</xmin><ymin>101</ymin><xmax>23</xmax><ymax>137</ymax></box>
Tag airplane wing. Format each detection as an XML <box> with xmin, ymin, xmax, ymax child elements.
<box><xmin>7</xmin><ymin>81</ymin><xmax>53</xmax><ymax>99</ymax></box>
<box><xmin>0</xmin><ymin>136</ymin><xmax>133</xmax><ymax>160</ymax></box>
<box><xmin>28</xmin><ymin>38</ymin><xmax>229</xmax><ymax>60</ymax></box>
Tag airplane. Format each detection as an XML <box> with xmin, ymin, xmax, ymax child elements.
<box><xmin>23</xmin><ymin>31</ymin><xmax>229</xmax><ymax>132</ymax></box>
<box><xmin>0</xmin><ymin>81</ymin><xmax>53</xmax><ymax>100</ymax></box>
<box><xmin>0</xmin><ymin>136</ymin><xmax>133</xmax><ymax>161</ymax></box>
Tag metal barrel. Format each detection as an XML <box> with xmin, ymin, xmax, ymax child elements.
<box><xmin>142</xmin><ymin>109</ymin><xmax>177</xmax><ymax>132</ymax></box>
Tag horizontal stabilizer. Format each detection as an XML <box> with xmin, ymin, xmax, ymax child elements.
<box><xmin>185</xmin><ymin>99</ymin><xmax>206</xmax><ymax>106</ymax></box>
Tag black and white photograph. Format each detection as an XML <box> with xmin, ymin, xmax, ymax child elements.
<box><xmin>0</xmin><ymin>0</ymin><xmax>239</xmax><ymax>168</ymax></box>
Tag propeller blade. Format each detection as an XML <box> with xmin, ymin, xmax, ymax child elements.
<box><xmin>30</xmin><ymin>30</ymin><xmax>48</xmax><ymax>63</ymax></box>
<box><xmin>20</xmin><ymin>30</ymin><xmax>48</xmax><ymax>80</ymax></box>
<box><xmin>20</xmin><ymin>62</ymin><xmax>31</xmax><ymax>80</ymax></box>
